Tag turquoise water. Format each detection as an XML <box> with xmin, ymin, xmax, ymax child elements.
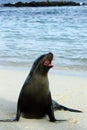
<box><xmin>0</xmin><ymin>6</ymin><xmax>87</xmax><ymax>70</ymax></box>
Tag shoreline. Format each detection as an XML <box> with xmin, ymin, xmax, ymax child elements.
<box><xmin>0</xmin><ymin>64</ymin><xmax>87</xmax><ymax>77</ymax></box>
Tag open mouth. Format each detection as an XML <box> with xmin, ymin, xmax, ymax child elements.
<box><xmin>44</xmin><ymin>53</ymin><xmax>53</xmax><ymax>67</ymax></box>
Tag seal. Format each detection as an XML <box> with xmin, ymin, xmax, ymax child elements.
<box><xmin>15</xmin><ymin>52</ymin><xmax>62</xmax><ymax>122</ymax></box>
<box><xmin>0</xmin><ymin>52</ymin><xmax>82</xmax><ymax>122</ymax></box>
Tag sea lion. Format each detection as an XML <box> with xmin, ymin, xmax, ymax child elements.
<box><xmin>0</xmin><ymin>52</ymin><xmax>82</xmax><ymax>122</ymax></box>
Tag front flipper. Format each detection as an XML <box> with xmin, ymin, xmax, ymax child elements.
<box><xmin>0</xmin><ymin>118</ymin><xmax>17</xmax><ymax>122</ymax></box>
<box><xmin>0</xmin><ymin>98</ymin><xmax>21</xmax><ymax>122</ymax></box>
<box><xmin>52</xmin><ymin>100</ymin><xmax>82</xmax><ymax>113</ymax></box>
<box><xmin>46</xmin><ymin>93</ymin><xmax>67</xmax><ymax>122</ymax></box>
<box><xmin>47</xmin><ymin>105</ymin><xmax>67</xmax><ymax>122</ymax></box>
<box><xmin>0</xmin><ymin>108</ymin><xmax>21</xmax><ymax>122</ymax></box>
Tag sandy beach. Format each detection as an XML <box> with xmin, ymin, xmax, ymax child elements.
<box><xmin>0</xmin><ymin>67</ymin><xmax>87</xmax><ymax>130</ymax></box>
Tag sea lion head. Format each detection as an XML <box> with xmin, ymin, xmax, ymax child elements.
<box><xmin>30</xmin><ymin>52</ymin><xmax>53</xmax><ymax>75</ymax></box>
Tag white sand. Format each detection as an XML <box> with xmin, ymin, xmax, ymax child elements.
<box><xmin>0</xmin><ymin>68</ymin><xmax>87</xmax><ymax>130</ymax></box>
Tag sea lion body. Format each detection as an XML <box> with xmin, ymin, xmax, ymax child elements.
<box><xmin>0</xmin><ymin>52</ymin><xmax>82</xmax><ymax>122</ymax></box>
<box><xmin>19</xmin><ymin>74</ymin><xmax>50</xmax><ymax>119</ymax></box>
<box><xmin>16</xmin><ymin>52</ymin><xmax>56</xmax><ymax>121</ymax></box>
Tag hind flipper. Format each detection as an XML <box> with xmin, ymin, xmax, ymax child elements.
<box><xmin>52</xmin><ymin>100</ymin><xmax>82</xmax><ymax>113</ymax></box>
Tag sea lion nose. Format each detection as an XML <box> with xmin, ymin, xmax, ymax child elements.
<box><xmin>48</xmin><ymin>52</ymin><xmax>53</xmax><ymax>58</ymax></box>
<box><xmin>48</xmin><ymin>52</ymin><xmax>53</xmax><ymax>55</ymax></box>
<box><xmin>49</xmin><ymin>52</ymin><xmax>52</xmax><ymax>54</ymax></box>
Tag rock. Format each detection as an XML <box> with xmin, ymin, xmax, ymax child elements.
<box><xmin>3</xmin><ymin>1</ymin><xmax>81</xmax><ymax>7</ymax></box>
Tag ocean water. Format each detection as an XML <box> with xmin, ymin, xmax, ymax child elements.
<box><xmin>0</xmin><ymin>6</ymin><xmax>87</xmax><ymax>70</ymax></box>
